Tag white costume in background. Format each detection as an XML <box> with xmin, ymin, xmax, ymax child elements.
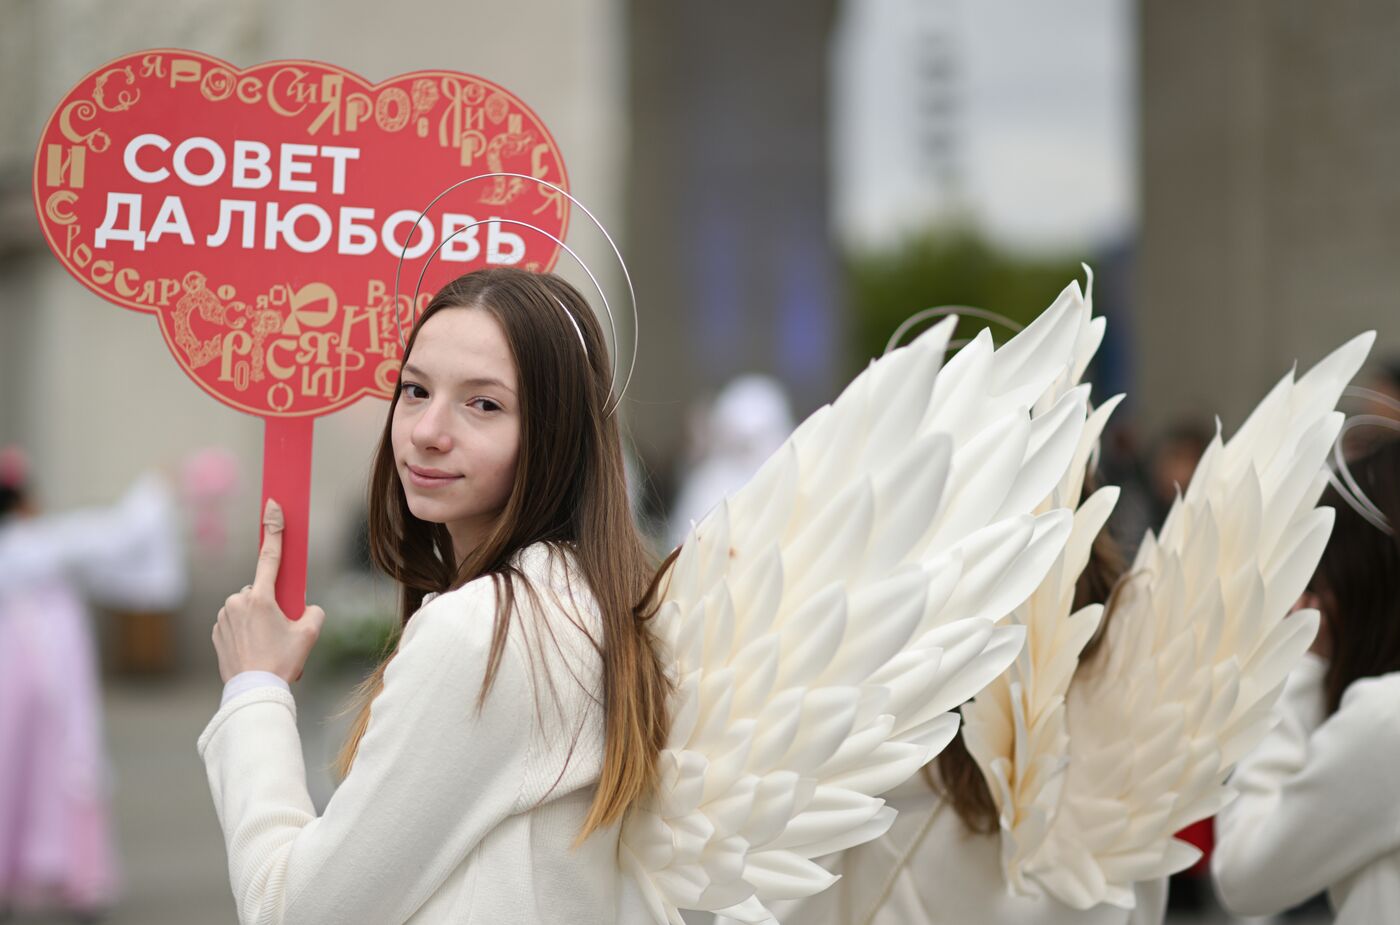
<box><xmin>200</xmin><ymin>544</ymin><xmax>650</xmax><ymax>925</ymax></box>
<box><xmin>1214</xmin><ymin>654</ymin><xmax>1400</xmax><ymax>924</ymax></box>
<box><xmin>669</xmin><ymin>374</ymin><xmax>793</xmax><ymax>549</ymax></box>
<box><xmin>0</xmin><ymin>476</ymin><xmax>183</xmax><ymax>912</ymax></box>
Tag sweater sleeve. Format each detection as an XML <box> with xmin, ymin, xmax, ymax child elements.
<box><xmin>1213</xmin><ymin>655</ymin><xmax>1400</xmax><ymax>915</ymax></box>
<box><xmin>197</xmin><ymin>579</ymin><xmax>537</xmax><ymax>925</ymax></box>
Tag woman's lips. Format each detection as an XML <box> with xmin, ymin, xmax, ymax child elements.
<box><xmin>405</xmin><ymin>464</ymin><xmax>463</xmax><ymax>489</ymax></box>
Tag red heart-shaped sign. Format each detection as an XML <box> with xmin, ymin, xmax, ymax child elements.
<box><xmin>33</xmin><ymin>49</ymin><xmax>570</xmax><ymax>419</ymax></box>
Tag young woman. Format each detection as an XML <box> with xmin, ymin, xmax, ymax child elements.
<box><xmin>1213</xmin><ymin>438</ymin><xmax>1400</xmax><ymax>924</ymax></box>
<box><xmin>201</xmin><ymin>268</ymin><xmax>668</xmax><ymax>924</ymax></box>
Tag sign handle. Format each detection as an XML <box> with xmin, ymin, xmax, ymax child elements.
<box><xmin>260</xmin><ymin>416</ymin><xmax>315</xmax><ymax>620</ymax></box>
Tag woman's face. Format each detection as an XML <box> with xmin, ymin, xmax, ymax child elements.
<box><xmin>392</xmin><ymin>307</ymin><xmax>521</xmax><ymax>560</ymax></box>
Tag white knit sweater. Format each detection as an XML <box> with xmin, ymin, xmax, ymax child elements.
<box><xmin>1213</xmin><ymin>653</ymin><xmax>1400</xmax><ymax>924</ymax></box>
<box><xmin>197</xmin><ymin>544</ymin><xmax>650</xmax><ymax>925</ymax></box>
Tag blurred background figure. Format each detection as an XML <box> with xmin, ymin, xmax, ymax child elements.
<box><xmin>668</xmin><ymin>375</ymin><xmax>795</xmax><ymax>548</ymax></box>
<box><xmin>0</xmin><ymin>448</ymin><xmax>185</xmax><ymax>921</ymax></box>
<box><xmin>1146</xmin><ymin>421</ymin><xmax>1213</xmax><ymax>528</ymax></box>
<box><xmin>1213</xmin><ymin>437</ymin><xmax>1400</xmax><ymax>923</ymax></box>
<box><xmin>178</xmin><ymin>449</ymin><xmax>240</xmax><ymax>562</ymax></box>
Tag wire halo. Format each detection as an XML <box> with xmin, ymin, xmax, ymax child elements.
<box><xmin>883</xmin><ymin>305</ymin><xmax>1025</xmax><ymax>356</ymax></box>
<box><xmin>1344</xmin><ymin>385</ymin><xmax>1400</xmax><ymax>415</ymax></box>
<box><xmin>1327</xmin><ymin>386</ymin><xmax>1400</xmax><ymax>536</ymax></box>
<box><xmin>1329</xmin><ymin>418</ymin><xmax>1399</xmax><ymax>538</ymax></box>
<box><xmin>409</xmin><ymin>218</ymin><xmax>622</xmax><ymax>414</ymax></box>
<box><xmin>391</xmin><ymin>172</ymin><xmax>638</xmax><ymax>417</ymax></box>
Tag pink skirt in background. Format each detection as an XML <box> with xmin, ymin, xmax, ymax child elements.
<box><xmin>0</xmin><ymin>581</ymin><xmax>118</xmax><ymax>913</ymax></box>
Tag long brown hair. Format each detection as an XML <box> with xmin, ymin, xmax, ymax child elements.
<box><xmin>931</xmin><ymin>505</ymin><xmax>1128</xmax><ymax>833</ymax></box>
<box><xmin>336</xmin><ymin>268</ymin><xmax>669</xmax><ymax>841</ymax></box>
<box><xmin>1310</xmin><ymin>438</ymin><xmax>1400</xmax><ymax>715</ymax></box>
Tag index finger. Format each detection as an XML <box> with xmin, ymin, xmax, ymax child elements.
<box><xmin>253</xmin><ymin>498</ymin><xmax>284</xmax><ymax>594</ymax></box>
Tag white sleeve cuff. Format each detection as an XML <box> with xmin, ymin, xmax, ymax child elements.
<box><xmin>221</xmin><ymin>670</ymin><xmax>291</xmax><ymax>707</ymax></box>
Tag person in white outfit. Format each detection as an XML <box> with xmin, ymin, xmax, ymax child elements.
<box><xmin>198</xmin><ymin>269</ymin><xmax>667</xmax><ymax>925</ymax></box>
<box><xmin>0</xmin><ymin>458</ymin><xmax>183</xmax><ymax>921</ymax></box>
<box><xmin>1214</xmin><ymin>437</ymin><xmax>1400</xmax><ymax>924</ymax></box>
<box><xmin>668</xmin><ymin>374</ymin><xmax>794</xmax><ymax>549</ymax></box>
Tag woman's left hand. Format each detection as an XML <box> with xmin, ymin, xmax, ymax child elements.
<box><xmin>212</xmin><ymin>499</ymin><xmax>326</xmax><ymax>683</ymax></box>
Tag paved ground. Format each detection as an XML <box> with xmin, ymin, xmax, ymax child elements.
<box><xmin>9</xmin><ymin>679</ymin><xmax>1327</xmax><ymax>925</ymax></box>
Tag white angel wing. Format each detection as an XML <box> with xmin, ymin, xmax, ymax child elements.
<box><xmin>969</xmin><ymin>331</ymin><xmax>1375</xmax><ymax>910</ymax></box>
<box><xmin>961</xmin><ymin>270</ymin><xmax>1123</xmax><ymax>895</ymax></box>
<box><xmin>620</xmin><ymin>281</ymin><xmax>1104</xmax><ymax>924</ymax></box>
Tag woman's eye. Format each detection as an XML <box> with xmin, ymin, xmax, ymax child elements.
<box><xmin>468</xmin><ymin>398</ymin><xmax>502</xmax><ymax>413</ymax></box>
<box><xmin>398</xmin><ymin>382</ymin><xmax>428</xmax><ymax>400</ymax></box>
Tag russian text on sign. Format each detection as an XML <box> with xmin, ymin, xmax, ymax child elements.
<box><xmin>96</xmin><ymin>190</ymin><xmax>524</xmax><ymax>263</ymax></box>
<box><xmin>121</xmin><ymin>134</ymin><xmax>361</xmax><ymax>194</ymax></box>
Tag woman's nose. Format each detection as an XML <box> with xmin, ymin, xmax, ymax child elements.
<box><xmin>411</xmin><ymin>400</ymin><xmax>453</xmax><ymax>452</ymax></box>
